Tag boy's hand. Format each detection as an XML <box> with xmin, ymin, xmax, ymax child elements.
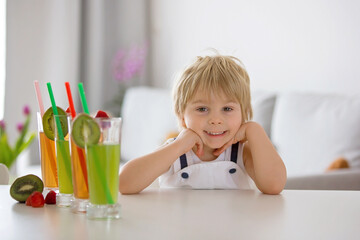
<box><xmin>175</xmin><ymin>128</ymin><xmax>204</xmax><ymax>157</ymax></box>
<box><xmin>213</xmin><ymin>122</ymin><xmax>254</xmax><ymax>156</ymax></box>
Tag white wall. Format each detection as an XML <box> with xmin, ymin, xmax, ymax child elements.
<box><xmin>4</xmin><ymin>1</ymin><xmax>149</xmax><ymax>171</ymax></box>
<box><xmin>5</xmin><ymin>1</ymin><xmax>80</xmax><ymax>148</ymax></box>
<box><xmin>150</xmin><ymin>0</ymin><xmax>360</xmax><ymax>95</ymax></box>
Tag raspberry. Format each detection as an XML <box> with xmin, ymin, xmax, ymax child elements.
<box><xmin>95</xmin><ymin>110</ymin><xmax>109</xmax><ymax>118</ymax></box>
<box><xmin>45</xmin><ymin>190</ymin><xmax>56</xmax><ymax>204</ymax></box>
<box><xmin>30</xmin><ymin>191</ymin><xmax>44</xmax><ymax>208</ymax></box>
<box><xmin>25</xmin><ymin>196</ymin><xmax>32</xmax><ymax>206</ymax></box>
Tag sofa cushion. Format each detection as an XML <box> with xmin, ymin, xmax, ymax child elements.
<box><xmin>272</xmin><ymin>92</ymin><xmax>360</xmax><ymax>177</ymax></box>
<box><xmin>121</xmin><ymin>87</ymin><xmax>178</xmax><ymax>162</ymax></box>
<box><xmin>285</xmin><ymin>168</ymin><xmax>360</xmax><ymax>190</ymax></box>
<box><xmin>251</xmin><ymin>91</ymin><xmax>277</xmax><ymax>138</ymax></box>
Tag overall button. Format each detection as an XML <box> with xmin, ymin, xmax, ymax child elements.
<box><xmin>229</xmin><ymin>168</ymin><xmax>237</xmax><ymax>174</ymax></box>
<box><xmin>181</xmin><ymin>172</ymin><xmax>189</xmax><ymax>179</ymax></box>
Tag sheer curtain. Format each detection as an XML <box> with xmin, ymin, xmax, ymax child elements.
<box><xmin>5</xmin><ymin>0</ymin><xmax>150</xmax><ymax>171</ymax></box>
<box><xmin>0</xmin><ymin>1</ymin><xmax>5</xmax><ymax>119</ymax></box>
<box><xmin>80</xmin><ymin>0</ymin><xmax>150</xmax><ymax>113</ymax></box>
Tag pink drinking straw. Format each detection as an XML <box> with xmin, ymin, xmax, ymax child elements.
<box><xmin>64</xmin><ymin>82</ymin><xmax>89</xmax><ymax>191</ymax></box>
<box><xmin>34</xmin><ymin>80</ymin><xmax>45</xmax><ymax>116</ymax></box>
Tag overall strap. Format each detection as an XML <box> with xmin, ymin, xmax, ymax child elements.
<box><xmin>173</xmin><ymin>137</ymin><xmax>189</xmax><ymax>170</ymax></box>
<box><xmin>180</xmin><ymin>154</ymin><xmax>188</xmax><ymax>169</ymax></box>
<box><xmin>230</xmin><ymin>142</ymin><xmax>239</xmax><ymax>163</ymax></box>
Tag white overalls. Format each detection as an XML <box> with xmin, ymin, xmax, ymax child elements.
<box><xmin>159</xmin><ymin>141</ymin><xmax>255</xmax><ymax>189</ymax></box>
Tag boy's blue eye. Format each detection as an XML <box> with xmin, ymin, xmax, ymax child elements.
<box><xmin>197</xmin><ymin>107</ymin><xmax>208</xmax><ymax>112</ymax></box>
<box><xmin>223</xmin><ymin>107</ymin><xmax>233</xmax><ymax>111</ymax></box>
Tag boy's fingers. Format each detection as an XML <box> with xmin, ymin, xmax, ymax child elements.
<box><xmin>213</xmin><ymin>147</ymin><xmax>226</xmax><ymax>156</ymax></box>
<box><xmin>196</xmin><ymin>140</ymin><xmax>204</xmax><ymax>157</ymax></box>
<box><xmin>213</xmin><ymin>140</ymin><xmax>233</xmax><ymax>156</ymax></box>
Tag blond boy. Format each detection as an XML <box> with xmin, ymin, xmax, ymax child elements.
<box><xmin>119</xmin><ymin>55</ymin><xmax>286</xmax><ymax>194</ymax></box>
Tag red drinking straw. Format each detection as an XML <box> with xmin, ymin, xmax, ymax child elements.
<box><xmin>65</xmin><ymin>82</ymin><xmax>77</xmax><ymax>119</ymax></box>
<box><xmin>65</xmin><ymin>82</ymin><xmax>89</xmax><ymax>191</ymax></box>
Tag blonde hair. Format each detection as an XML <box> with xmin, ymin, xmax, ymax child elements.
<box><xmin>173</xmin><ymin>55</ymin><xmax>252</xmax><ymax>124</ymax></box>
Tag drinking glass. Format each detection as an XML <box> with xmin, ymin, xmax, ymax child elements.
<box><xmin>68</xmin><ymin>120</ymin><xmax>89</xmax><ymax>213</ymax></box>
<box><xmin>37</xmin><ymin>112</ymin><xmax>58</xmax><ymax>193</ymax></box>
<box><xmin>54</xmin><ymin>115</ymin><xmax>73</xmax><ymax>207</ymax></box>
<box><xmin>86</xmin><ymin>117</ymin><xmax>121</xmax><ymax>219</ymax></box>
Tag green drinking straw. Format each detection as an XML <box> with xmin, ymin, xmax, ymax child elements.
<box><xmin>78</xmin><ymin>83</ymin><xmax>114</xmax><ymax>204</ymax></box>
<box><xmin>46</xmin><ymin>82</ymin><xmax>73</xmax><ymax>187</ymax></box>
<box><xmin>78</xmin><ymin>83</ymin><xmax>89</xmax><ymax>114</ymax></box>
<box><xmin>47</xmin><ymin>83</ymin><xmax>64</xmax><ymax>140</ymax></box>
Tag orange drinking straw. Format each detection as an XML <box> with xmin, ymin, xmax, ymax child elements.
<box><xmin>64</xmin><ymin>82</ymin><xmax>88</xmax><ymax>191</ymax></box>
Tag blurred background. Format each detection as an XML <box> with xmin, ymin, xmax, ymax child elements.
<box><xmin>1</xmin><ymin>0</ymin><xmax>360</xmax><ymax>174</ymax></box>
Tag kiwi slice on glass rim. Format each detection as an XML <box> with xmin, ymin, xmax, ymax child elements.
<box><xmin>42</xmin><ymin>106</ymin><xmax>68</xmax><ymax>140</ymax></box>
<box><xmin>71</xmin><ymin>113</ymin><xmax>101</xmax><ymax>148</ymax></box>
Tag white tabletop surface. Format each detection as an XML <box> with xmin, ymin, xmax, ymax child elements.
<box><xmin>0</xmin><ymin>185</ymin><xmax>359</xmax><ymax>240</ymax></box>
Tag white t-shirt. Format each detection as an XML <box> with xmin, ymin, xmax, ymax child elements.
<box><xmin>159</xmin><ymin>139</ymin><xmax>256</xmax><ymax>189</ymax></box>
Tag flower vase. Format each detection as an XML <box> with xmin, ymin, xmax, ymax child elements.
<box><xmin>0</xmin><ymin>163</ymin><xmax>9</xmax><ymax>185</ymax></box>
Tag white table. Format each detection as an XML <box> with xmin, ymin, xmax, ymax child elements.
<box><xmin>0</xmin><ymin>185</ymin><xmax>359</xmax><ymax>240</ymax></box>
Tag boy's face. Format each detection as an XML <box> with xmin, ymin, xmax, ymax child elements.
<box><xmin>181</xmin><ymin>90</ymin><xmax>243</xmax><ymax>149</ymax></box>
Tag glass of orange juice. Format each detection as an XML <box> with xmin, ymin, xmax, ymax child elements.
<box><xmin>68</xmin><ymin>119</ymin><xmax>89</xmax><ymax>213</ymax></box>
<box><xmin>37</xmin><ymin>112</ymin><xmax>58</xmax><ymax>192</ymax></box>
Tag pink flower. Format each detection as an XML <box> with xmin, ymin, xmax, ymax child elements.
<box><xmin>112</xmin><ymin>43</ymin><xmax>147</xmax><ymax>83</ymax></box>
<box><xmin>0</xmin><ymin>120</ymin><xmax>5</xmax><ymax>130</ymax></box>
<box><xmin>16</xmin><ymin>123</ymin><xmax>24</xmax><ymax>132</ymax></box>
<box><xmin>23</xmin><ymin>105</ymin><xmax>30</xmax><ymax>116</ymax></box>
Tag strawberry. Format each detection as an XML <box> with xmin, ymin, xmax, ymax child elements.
<box><xmin>29</xmin><ymin>191</ymin><xmax>44</xmax><ymax>208</ymax></box>
<box><xmin>45</xmin><ymin>190</ymin><xmax>56</xmax><ymax>204</ymax></box>
<box><xmin>25</xmin><ymin>195</ymin><xmax>32</xmax><ymax>206</ymax></box>
<box><xmin>65</xmin><ymin>107</ymin><xmax>71</xmax><ymax>115</ymax></box>
<box><xmin>95</xmin><ymin>110</ymin><xmax>109</xmax><ymax>118</ymax></box>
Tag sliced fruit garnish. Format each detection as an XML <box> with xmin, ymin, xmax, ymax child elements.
<box><xmin>45</xmin><ymin>190</ymin><xmax>56</xmax><ymax>204</ymax></box>
<box><xmin>95</xmin><ymin>110</ymin><xmax>110</xmax><ymax>118</ymax></box>
<box><xmin>71</xmin><ymin>113</ymin><xmax>101</xmax><ymax>148</ymax></box>
<box><xmin>42</xmin><ymin>106</ymin><xmax>68</xmax><ymax>140</ymax></box>
<box><xmin>65</xmin><ymin>107</ymin><xmax>71</xmax><ymax>115</ymax></box>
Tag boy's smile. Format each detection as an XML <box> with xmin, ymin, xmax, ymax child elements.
<box><xmin>204</xmin><ymin>130</ymin><xmax>227</xmax><ymax>136</ymax></box>
<box><xmin>182</xmin><ymin>90</ymin><xmax>243</xmax><ymax>155</ymax></box>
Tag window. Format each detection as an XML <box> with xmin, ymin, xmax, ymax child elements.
<box><xmin>0</xmin><ymin>1</ymin><xmax>6</xmax><ymax>119</ymax></box>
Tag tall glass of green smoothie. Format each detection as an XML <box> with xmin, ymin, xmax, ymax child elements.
<box><xmin>54</xmin><ymin>114</ymin><xmax>73</xmax><ymax>207</ymax></box>
<box><xmin>71</xmin><ymin>115</ymin><xmax>121</xmax><ymax>219</ymax></box>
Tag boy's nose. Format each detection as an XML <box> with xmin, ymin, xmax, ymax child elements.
<box><xmin>208</xmin><ymin>117</ymin><xmax>223</xmax><ymax>125</ymax></box>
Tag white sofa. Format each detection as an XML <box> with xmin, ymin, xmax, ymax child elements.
<box><xmin>121</xmin><ymin>86</ymin><xmax>360</xmax><ymax>190</ymax></box>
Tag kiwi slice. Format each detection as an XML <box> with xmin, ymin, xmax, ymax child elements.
<box><xmin>10</xmin><ymin>174</ymin><xmax>44</xmax><ymax>203</ymax></box>
<box><xmin>42</xmin><ymin>106</ymin><xmax>68</xmax><ymax>140</ymax></box>
<box><xmin>71</xmin><ymin>113</ymin><xmax>100</xmax><ymax>148</ymax></box>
